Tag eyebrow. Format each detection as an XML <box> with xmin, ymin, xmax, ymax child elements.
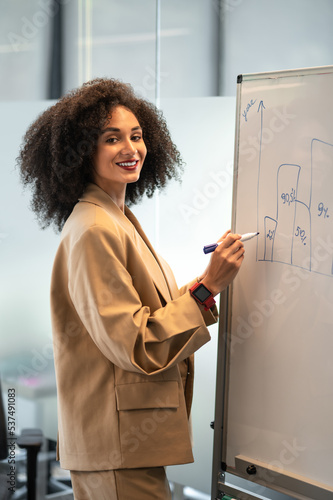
<box><xmin>101</xmin><ymin>126</ymin><xmax>142</xmax><ymax>134</ymax></box>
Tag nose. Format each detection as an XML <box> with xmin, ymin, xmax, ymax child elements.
<box><xmin>121</xmin><ymin>139</ymin><xmax>137</xmax><ymax>156</ymax></box>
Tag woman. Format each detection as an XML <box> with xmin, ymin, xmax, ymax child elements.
<box><xmin>19</xmin><ymin>78</ymin><xmax>244</xmax><ymax>499</ymax></box>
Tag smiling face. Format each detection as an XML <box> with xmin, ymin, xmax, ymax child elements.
<box><xmin>92</xmin><ymin>105</ymin><xmax>147</xmax><ymax>204</ymax></box>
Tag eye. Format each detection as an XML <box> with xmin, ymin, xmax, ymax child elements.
<box><xmin>106</xmin><ymin>137</ymin><xmax>118</xmax><ymax>143</ymax></box>
<box><xmin>132</xmin><ymin>134</ymin><xmax>142</xmax><ymax>142</ymax></box>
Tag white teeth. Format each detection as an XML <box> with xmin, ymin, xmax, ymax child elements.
<box><xmin>118</xmin><ymin>161</ymin><xmax>137</xmax><ymax>167</ymax></box>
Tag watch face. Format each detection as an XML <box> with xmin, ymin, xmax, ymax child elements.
<box><xmin>194</xmin><ymin>284</ymin><xmax>212</xmax><ymax>302</ymax></box>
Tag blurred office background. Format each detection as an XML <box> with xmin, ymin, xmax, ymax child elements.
<box><xmin>0</xmin><ymin>1</ymin><xmax>332</xmax><ymax>499</ymax></box>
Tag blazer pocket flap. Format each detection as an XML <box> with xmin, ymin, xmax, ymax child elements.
<box><xmin>115</xmin><ymin>381</ymin><xmax>179</xmax><ymax>411</ymax></box>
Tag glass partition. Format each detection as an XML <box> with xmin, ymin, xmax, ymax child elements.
<box><xmin>0</xmin><ymin>1</ymin><xmax>51</xmax><ymax>100</ymax></box>
<box><xmin>0</xmin><ymin>101</ymin><xmax>59</xmax><ymax>440</ymax></box>
<box><xmin>159</xmin><ymin>96</ymin><xmax>236</xmax><ymax>494</ymax></box>
<box><xmin>63</xmin><ymin>0</ymin><xmax>158</xmax><ymax>100</ymax></box>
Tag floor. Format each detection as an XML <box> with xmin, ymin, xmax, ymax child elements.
<box><xmin>171</xmin><ymin>482</ymin><xmax>210</xmax><ymax>500</ymax></box>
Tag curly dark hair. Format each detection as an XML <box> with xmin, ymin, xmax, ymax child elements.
<box><xmin>18</xmin><ymin>78</ymin><xmax>183</xmax><ymax>232</ymax></box>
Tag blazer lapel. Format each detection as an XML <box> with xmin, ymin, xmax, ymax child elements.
<box><xmin>124</xmin><ymin>207</ymin><xmax>173</xmax><ymax>303</ymax></box>
<box><xmin>78</xmin><ymin>183</ymin><xmax>172</xmax><ymax>304</ymax></box>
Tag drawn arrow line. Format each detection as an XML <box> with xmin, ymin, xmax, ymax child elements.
<box><xmin>257</xmin><ymin>100</ymin><xmax>265</xmax><ymax>261</ymax></box>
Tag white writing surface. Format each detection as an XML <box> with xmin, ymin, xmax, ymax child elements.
<box><xmin>226</xmin><ymin>67</ymin><xmax>333</xmax><ymax>492</ymax></box>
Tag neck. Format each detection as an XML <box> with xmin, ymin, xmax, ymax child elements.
<box><xmin>110</xmin><ymin>193</ymin><xmax>125</xmax><ymax>212</ymax></box>
<box><xmin>92</xmin><ymin>179</ymin><xmax>126</xmax><ymax>212</ymax></box>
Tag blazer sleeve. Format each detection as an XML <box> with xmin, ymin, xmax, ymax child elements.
<box><xmin>68</xmin><ymin>224</ymin><xmax>211</xmax><ymax>375</ymax></box>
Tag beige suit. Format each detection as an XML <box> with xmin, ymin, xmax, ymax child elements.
<box><xmin>51</xmin><ymin>183</ymin><xmax>217</xmax><ymax>472</ymax></box>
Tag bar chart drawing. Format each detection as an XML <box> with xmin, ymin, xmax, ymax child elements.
<box><xmin>258</xmin><ymin>138</ymin><xmax>333</xmax><ymax>277</ymax></box>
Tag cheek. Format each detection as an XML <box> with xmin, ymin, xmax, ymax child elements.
<box><xmin>92</xmin><ymin>150</ymin><xmax>110</xmax><ymax>177</ymax></box>
<box><xmin>92</xmin><ymin>146</ymin><xmax>103</xmax><ymax>165</ymax></box>
<box><xmin>95</xmin><ymin>147</ymin><xmax>112</xmax><ymax>166</ymax></box>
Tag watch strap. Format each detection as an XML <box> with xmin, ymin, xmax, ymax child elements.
<box><xmin>189</xmin><ymin>282</ymin><xmax>216</xmax><ymax>311</ymax></box>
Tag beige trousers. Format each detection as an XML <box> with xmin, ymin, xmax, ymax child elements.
<box><xmin>70</xmin><ymin>466</ymin><xmax>172</xmax><ymax>500</ymax></box>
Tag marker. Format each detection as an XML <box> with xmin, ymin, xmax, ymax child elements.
<box><xmin>240</xmin><ymin>231</ymin><xmax>260</xmax><ymax>242</ymax></box>
<box><xmin>203</xmin><ymin>232</ymin><xmax>259</xmax><ymax>254</ymax></box>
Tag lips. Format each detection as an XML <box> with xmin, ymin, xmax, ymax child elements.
<box><xmin>116</xmin><ymin>159</ymin><xmax>139</xmax><ymax>170</ymax></box>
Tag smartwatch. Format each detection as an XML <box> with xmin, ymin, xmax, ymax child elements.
<box><xmin>189</xmin><ymin>282</ymin><xmax>216</xmax><ymax>311</ymax></box>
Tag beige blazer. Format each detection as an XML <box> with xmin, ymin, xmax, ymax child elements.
<box><xmin>50</xmin><ymin>183</ymin><xmax>217</xmax><ymax>471</ymax></box>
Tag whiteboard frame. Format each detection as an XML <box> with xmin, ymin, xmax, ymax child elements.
<box><xmin>238</xmin><ymin>64</ymin><xmax>333</xmax><ymax>83</ymax></box>
<box><xmin>212</xmin><ymin>65</ymin><xmax>333</xmax><ymax>500</ymax></box>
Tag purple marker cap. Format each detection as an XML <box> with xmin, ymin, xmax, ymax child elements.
<box><xmin>203</xmin><ymin>243</ymin><xmax>219</xmax><ymax>254</ymax></box>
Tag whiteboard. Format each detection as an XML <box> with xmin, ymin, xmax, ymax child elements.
<box><xmin>223</xmin><ymin>66</ymin><xmax>333</xmax><ymax>498</ymax></box>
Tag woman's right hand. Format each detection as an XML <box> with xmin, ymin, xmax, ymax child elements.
<box><xmin>200</xmin><ymin>232</ymin><xmax>245</xmax><ymax>296</ymax></box>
